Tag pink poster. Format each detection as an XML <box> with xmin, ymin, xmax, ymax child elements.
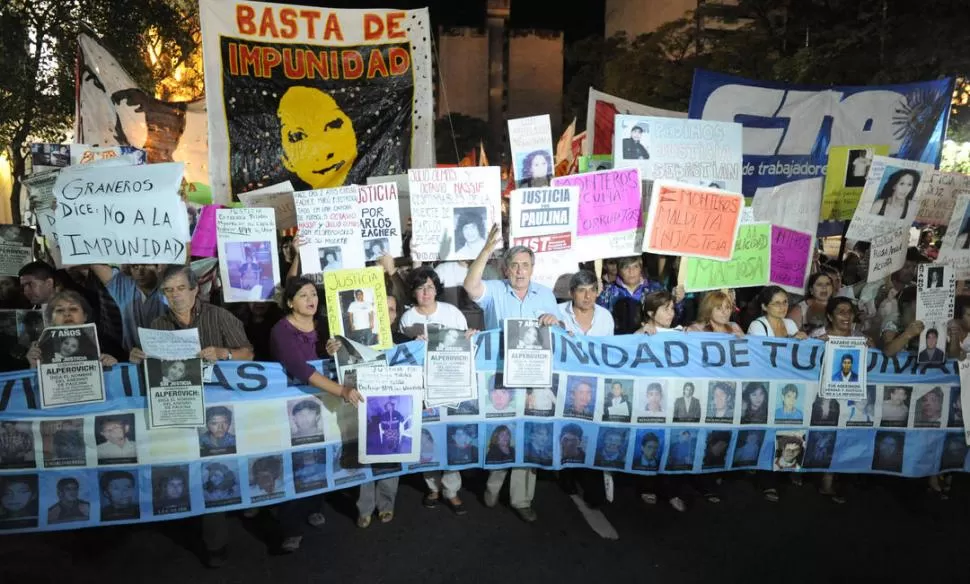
<box><xmin>552</xmin><ymin>168</ymin><xmax>641</xmax><ymax>236</ymax></box>
<box><xmin>189</xmin><ymin>204</ymin><xmax>223</xmax><ymax>258</ymax></box>
<box><xmin>770</xmin><ymin>225</ymin><xmax>813</xmax><ymax>291</ymax></box>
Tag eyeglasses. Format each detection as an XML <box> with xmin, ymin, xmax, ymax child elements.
<box><xmin>415</xmin><ymin>285</ymin><xmax>436</xmax><ymax>293</ymax></box>
<box><xmin>768</xmin><ymin>300</ymin><xmax>789</xmax><ymax>307</ymax></box>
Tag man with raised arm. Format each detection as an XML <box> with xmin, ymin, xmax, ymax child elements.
<box><xmin>463</xmin><ymin>224</ymin><xmax>561</xmax><ymax>523</ymax></box>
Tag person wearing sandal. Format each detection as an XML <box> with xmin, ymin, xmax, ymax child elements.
<box><xmin>357</xmin><ymin>476</ymin><xmax>399</xmax><ymax>528</ymax></box>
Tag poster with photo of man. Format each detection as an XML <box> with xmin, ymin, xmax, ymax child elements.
<box><xmin>324</xmin><ymin>267</ymin><xmax>392</xmax><ymax>350</ymax></box>
<box><xmin>216</xmin><ymin>208</ymin><xmax>280</xmax><ymax>303</ymax></box>
<box><xmin>356</xmin><ymin>366</ymin><xmax>424</xmax><ymax>464</ymax></box>
<box><xmin>425</xmin><ymin>326</ymin><xmax>474</xmax><ymax>403</ymax></box>
<box><xmin>37</xmin><ymin>324</ymin><xmax>105</xmax><ymax>409</ymax></box>
<box><xmin>916</xmin><ymin>263</ymin><xmax>955</xmax><ymax>363</ymax></box>
<box><xmin>820</xmin><ymin>337</ymin><xmax>867</xmax><ymax>399</ymax></box>
<box><xmin>503</xmin><ymin>318</ymin><xmax>552</xmax><ymax>388</ymax></box>
<box><xmin>144</xmin><ymin>357</ymin><xmax>206</xmax><ymax>429</ymax></box>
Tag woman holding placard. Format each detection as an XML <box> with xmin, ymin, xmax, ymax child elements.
<box><xmin>26</xmin><ymin>290</ymin><xmax>117</xmax><ymax>368</ymax></box>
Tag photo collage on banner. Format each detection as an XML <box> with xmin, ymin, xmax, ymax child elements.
<box><xmin>215</xmin><ymin>207</ymin><xmax>280</xmax><ymax>303</ymax></box>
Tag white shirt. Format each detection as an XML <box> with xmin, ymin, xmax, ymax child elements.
<box><xmin>98</xmin><ymin>440</ymin><xmax>136</xmax><ymax>459</ymax></box>
<box><xmin>400</xmin><ymin>302</ymin><xmax>468</xmax><ymax>332</ymax></box>
<box><xmin>747</xmin><ymin>316</ymin><xmax>799</xmax><ymax>337</ymax></box>
<box><xmin>434</xmin><ymin>262</ymin><xmax>468</xmax><ymax>288</ymax></box>
<box><xmin>528</xmin><ymin>388</ymin><xmax>556</xmax><ymax>410</ymax></box>
<box><xmin>607</xmin><ymin>399</ymin><xmax>630</xmax><ymax>417</ymax></box>
<box><xmin>348</xmin><ymin>301</ymin><xmax>373</xmax><ymax>330</ymax></box>
<box><xmin>558</xmin><ymin>301</ymin><xmax>615</xmax><ymax>337</ymax></box>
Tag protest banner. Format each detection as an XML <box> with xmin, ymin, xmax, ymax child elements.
<box><xmin>769</xmin><ymin>226</ymin><xmax>813</xmax><ymax>295</ymax></box>
<box><xmin>612</xmin><ymin>115</ymin><xmax>743</xmax><ymax>192</ymax></box>
<box><xmin>820</xmin><ymin>337</ymin><xmax>867</xmax><ymax>400</ymax></box>
<box><xmin>585</xmin><ymin>87</ymin><xmax>685</xmax><ymax>157</ymax></box>
<box><xmin>2</xmin><ymin>331</ymin><xmax>970</xmax><ymax>533</ymax></box>
<box><xmin>915</xmin><ymin>170</ymin><xmax>970</xmax><ymax>226</ymax></box>
<box><xmin>216</xmin><ymin>208</ymin><xmax>280</xmax><ymax>303</ymax></box>
<box><xmin>356</xmin><ymin>366</ymin><xmax>423</xmax><ymax>464</ymax></box>
<box><xmin>508</xmin><ymin>186</ymin><xmax>579</xmax><ymax>290</ymax></box>
<box><xmin>0</xmin><ymin>226</ymin><xmax>34</xmax><ymax>277</ymax></box>
<box><xmin>915</xmin><ymin>264</ymin><xmax>955</xmax><ymax>365</ymax></box>
<box><xmin>503</xmin><ymin>319</ymin><xmax>553</xmax><ymax>388</ymax></box>
<box><xmin>682</xmin><ymin>223</ymin><xmax>770</xmax><ymax>292</ymax></box>
<box><xmin>820</xmin><ymin>144</ymin><xmax>890</xmax><ymax>221</ymax></box>
<box><xmin>689</xmin><ymin>69</ymin><xmax>953</xmax><ymax>237</ymax></box>
<box><xmin>367</xmin><ymin>174</ymin><xmax>410</xmax><ymax>228</ymax></box>
<box><xmin>937</xmin><ymin>193</ymin><xmax>970</xmax><ymax>279</ymax></box>
<box><xmin>866</xmin><ymin>227</ymin><xmax>909</xmax><ymax>283</ymax></box>
<box><xmin>324</xmin><ymin>267</ymin><xmax>392</xmax><ymax>350</ymax></box>
<box><xmin>424</xmin><ymin>327</ymin><xmax>475</xmax><ymax>407</ymax></box>
<box><xmin>198</xmin><ymin>0</ymin><xmax>434</xmax><ymax>203</ymax></box>
<box><xmin>37</xmin><ymin>324</ymin><xmax>105</xmax><ymax>409</ymax></box>
<box><xmin>508</xmin><ymin>115</ymin><xmax>554</xmax><ymax>188</ymax></box>
<box><xmin>358</xmin><ymin>182</ymin><xmax>403</xmax><ymax>260</ymax></box>
<box><xmin>408</xmin><ymin>167</ymin><xmax>503</xmax><ymax>262</ymax></box>
<box><xmin>237</xmin><ymin>181</ymin><xmax>296</xmax><ymax>231</ymax></box>
<box><xmin>294</xmin><ymin>186</ymin><xmax>364</xmax><ymax>274</ymax></box>
<box><xmin>551</xmin><ymin>168</ymin><xmax>642</xmax><ymax>261</ymax></box>
<box><xmin>845</xmin><ymin>156</ymin><xmax>934</xmax><ymax>242</ymax></box>
<box><xmin>51</xmin><ymin>162</ymin><xmax>188</xmax><ymax>265</ymax></box>
<box><xmin>644</xmin><ymin>180</ymin><xmax>744</xmax><ymax>260</ymax></box>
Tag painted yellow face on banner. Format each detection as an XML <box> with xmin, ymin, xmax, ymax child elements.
<box><xmin>278</xmin><ymin>86</ymin><xmax>357</xmax><ymax>188</ymax></box>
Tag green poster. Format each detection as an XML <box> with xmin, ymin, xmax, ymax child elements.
<box><xmin>820</xmin><ymin>144</ymin><xmax>890</xmax><ymax>221</ymax></box>
<box><xmin>577</xmin><ymin>155</ymin><xmax>613</xmax><ymax>173</ymax></box>
<box><xmin>683</xmin><ymin>223</ymin><xmax>771</xmax><ymax>292</ymax></box>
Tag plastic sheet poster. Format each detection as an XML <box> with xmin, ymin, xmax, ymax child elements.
<box><xmin>644</xmin><ymin>180</ymin><xmax>744</xmax><ymax>260</ymax></box>
<box><xmin>198</xmin><ymin>1</ymin><xmax>434</xmax><ymax>203</ymax></box>
<box><xmin>356</xmin><ymin>366</ymin><xmax>423</xmax><ymax>464</ymax></box>
<box><xmin>508</xmin><ymin>186</ymin><xmax>579</xmax><ymax>290</ymax></box>
<box><xmin>51</xmin><ymin>162</ymin><xmax>188</xmax><ymax>265</ymax></box>
<box><xmin>216</xmin><ymin>208</ymin><xmax>280</xmax><ymax>303</ymax></box>
<box><xmin>2</xmin><ymin>332</ymin><xmax>970</xmax><ymax>534</ymax></box>
<box><xmin>294</xmin><ymin>186</ymin><xmax>364</xmax><ymax>274</ymax></box>
<box><xmin>914</xmin><ymin>170</ymin><xmax>970</xmax><ymax>227</ymax></box>
<box><xmin>323</xmin><ymin>268</ymin><xmax>392</xmax><ymax>351</ymax></box>
<box><xmin>357</xmin><ymin>182</ymin><xmax>403</xmax><ymax>260</ymax></box>
<box><xmin>408</xmin><ymin>167</ymin><xmax>503</xmax><ymax>262</ymax></box>
<box><xmin>612</xmin><ymin>115</ymin><xmax>743</xmax><ymax>192</ymax></box>
<box><xmin>915</xmin><ymin>264</ymin><xmax>955</xmax><ymax>365</ymax></box>
<box><xmin>844</xmin><ymin>156</ymin><xmax>934</xmax><ymax>242</ymax></box>
<box><xmin>682</xmin><ymin>223</ymin><xmax>770</xmax><ymax>293</ymax></box>
<box><xmin>551</xmin><ymin>168</ymin><xmax>642</xmax><ymax>261</ymax></box>
<box><xmin>508</xmin><ymin>115</ymin><xmax>554</xmax><ymax>189</ymax></box>
<box><xmin>820</xmin><ymin>144</ymin><xmax>890</xmax><ymax>221</ymax></box>
<box><xmin>236</xmin><ymin>181</ymin><xmax>296</xmax><ymax>231</ymax></box>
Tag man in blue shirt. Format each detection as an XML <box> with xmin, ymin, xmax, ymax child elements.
<box><xmin>90</xmin><ymin>264</ymin><xmax>168</xmax><ymax>354</ymax></box>
<box><xmin>464</xmin><ymin>224</ymin><xmax>560</xmax><ymax>523</ymax></box>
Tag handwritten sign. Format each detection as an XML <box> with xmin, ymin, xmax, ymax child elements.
<box><xmin>294</xmin><ymin>186</ymin><xmax>364</xmax><ymax>274</ymax></box>
<box><xmin>644</xmin><ymin>180</ymin><xmax>743</xmax><ymax>260</ymax></box>
<box><xmin>358</xmin><ymin>182</ymin><xmax>403</xmax><ymax>259</ymax></box>
<box><xmin>915</xmin><ymin>170</ymin><xmax>970</xmax><ymax>226</ymax></box>
<box><xmin>51</xmin><ymin>162</ymin><xmax>188</xmax><ymax>265</ymax></box>
<box><xmin>237</xmin><ymin>181</ymin><xmax>296</xmax><ymax>230</ymax></box>
<box><xmin>769</xmin><ymin>226</ymin><xmax>813</xmax><ymax>294</ymax></box>
<box><xmin>867</xmin><ymin>226</ymin><xmax>908</xmax><ymax>282</ymax></box>
<box><xmin>323</xmin><ymin>267</ymin><xmax>392</xmax><ymax>350</ymax></box>
<box><xmin>751</xmin><ymin>177</ymin><xmax>822</xmax><ymax>236</ymax></box>
<box><xmin>551</xmin><ymin>167</ymin><xmax>641</xmax><ymax>260</ymax></box>
<box><xmin>216</xmin><ymin>207</ymin><xmax>280</xmax><ymax>303</ymax></box>
<box><xmin>683</xmin><ymin>223</ymin><xmax>769</xmax><ymax>292</ymax></box>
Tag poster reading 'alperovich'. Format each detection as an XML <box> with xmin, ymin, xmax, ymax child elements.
<box><xmin>199</xmin><ymin>0</ymin><xmax>434</xmax><ymax>203</ymax></box>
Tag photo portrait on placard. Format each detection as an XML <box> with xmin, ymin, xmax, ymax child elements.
<box><xmin>925</xmin><ymin>265</ymin><xmax>945</xmax><ymax>289</ymax></box>
<box><xmin>364</xmin><ymin>395</ymin><xmax>414</xmax><ymax>457</ymax></box>
<box><xmin>364</xmin><ymin>237</ymin><xmax>390</xmax><ymax>262</ymax></box>
<box><xmin>620</xmin><ymin>122</ymin><xmax>650</xmax><ymax>160</ymax></box>
<box><xmin>151</xmin><ymin>465</ymin><xmax>191</xmax><ymax>516</ymax></box>
<box><xmin>0</xmin><ymin>474</ymin><xmax>39</xmax><ymax>530</ymax></box>
<box><xmin>41</xmin><ymin>326</ymin><xmax>99</xmax><ymax>363</ymax></box>
<box><xmin>485</xmin><ymin>423</ymin><xmax>516</xmax><ymax>465</ymax></box>
<box><xmin>446</xmin><ymin>424</ymin><xmax>478</xmax><ymax>466</ymax></box>
<box><xmin>913</xmin><ymin>386</ymin><xmax>945</xmax><ymax>428</ymax></box>
<box><xmin>872</xmin><ymin>431</ymin><xmax>905</xmax><ymax>473</ymax></box>
<box><xmin>0</xmin><ymin>421</ymin><xmax>35</xmax><ymax>470</ymax></box>
<box><xmin>632</xmin><ymin>429</ymin><xmax>664</xmax><ymax>471</ymax></box>
<box><xmin>46</xmin><ymin>474</ymin><xmax>91</xmax><ymax>525</ymax></box>
<box><xmin>845</xmin><ymin>385</ymin><xmax>876</xmax><ymax>426</ymax></box>
<box><xmin>199</xmin><ymin>405</ymin><xmax>236</xmax><ymax>456</ymax></box>
<box><xmin>940</xmin><ymin>433</ymin><xmax>968</xmax><ymax>471</ymax></box>
<box><xmin>319</xmin><ymin>246</ymin><xmax>343</xmax><ymax>272</ymax></box>
<box><xmin>844</xmin><ymin>148</ymin><xmax>873</xmax><ymax>188</ymax></box>
<box><xmin>147</xmin><ymin>358</ymin><xmax>203</xmax><ymax>387</ymax></box>
<box><xmin>99</xmin><ymin>469</ymin><xmax>140</xmax><ymax>521</ymax></box>
<box><xmin>671</xmin><ymin>381</ymin><xmax>702</xmax><ymax>423</ymax></box>
<box><xmin>559</xmin><ymin>423</ymin><xmax>588</xmax><ymax>464</ymax></box>
<box><xmin>0</xmin><ymin>224</ymin><xmax>34</xmax><ymax>248</ymax></box>
<box><xmin>248</xmin><ymin>455</ymin><xmax>285</xmax><ymax>502</ymax></box>
<box><xmin>701</xmin><ymin>430</ymin><xmax>731</xmax><ymax>470</ymax></box>
<box><xmin>773</xmin><ymin>431</ymin><xmax>805</xmax><ymax>471</ymax></box>
<box><xmin>732</xmin><ymin>430</ymin><xmax>765</xmax><ymax>468</ymax></box>
<box><xmin>594</xmin><ymin>427</ymin><xmax>629</xmax><ymax>469</ymax></box>
<box><xmin>563</xmin><ymin>376</ymin><xmax>597</xmax><ymax>420</ymax></box>
<box><xmin>602</xmin><ymin>378</ymin><xmax>633</xmax><ymax>423</ymax></box>
<box><xmin>94</xmin><ymin>414</ymin><xmax>137</xmax><ymax>465</ymax></box>
<box><xmin>740</xmin><ymin>382</ymin><xmax>769</xmax><ymax>424</ymax></box>
<box><xmin>803</xmin><ymin>431</ymin><xmax>836</xmax><ymax>469</ymax></box>
<box><xmin>635</xmin><ymin>380</ymin><xmax>665</xmax><ymax>423</ymax></box>
<box><xmin>831</xmin><ymin>349</ymin><xmax>860</xmax><ymax>382</ymax></box>
<box><xmin>524</xmin><ymin>375</ymin><xmax>558</xmax><ymax>417</ymax></box>
<box><xmin>880</xmin><ymin>385</ymin><xmax>912</xmax><ymax>427</ymax></box>
<box><xmin>223</xmin><ymin>241</ymin><xmax>274</xmax><ymax>301</ymax></box>
<box><xmin>292</xmin><ymin>448</ymin><xmax>328</xmax><ymax>493</ymax></box>
<box><xmin>523</xmin><ymin>422</ymin><xmax>553</xmax><ymax>465</ymax></box>
<box><xmin>947</xmin><ymin>387</ymin><xmax>964</xmax><ymax>428</ymax></box>
<box><xmin>917</xmin><ymin>325</ymin><xmax>946</xmax><ymax>364</ymax></box>
<box><xmin>516</xmin><ymin>150</ymin><xmax>553</xmax><ymax>188</ymax></box>
<box><xmin>705</xmin><ymin>381</ymin><xmax>736</xmax><ymax>423</ymax></box>
<box><xmin>507</xmin><ymin>319</ymin><xmax>550</xmax><ymax>351</ymax></box>
<box><xmin>339</xmin><ymin>288</ymin><xmax>378</xmax><ymax>346</ymax></box>
<box><xmin>774</xmin><ymin>383</ymin><xmax>805</xmax><ymax>424</ymax></box>
<box><xmin>868</xmin><ymin>166</ymin><xmax>921</xmax><ymax>222</ymax></box>
<box><xmin>288</xmin><ymin>397</ymin><xmax>325</xmax><ymax>446</ymax></box>
<box><xmin>451</xmin><ymin>207</ymin><xmax>488</xmax><ymax>259</ymax></box>
<box><xmin>665</xmin><ymin>429</ymin><xmax>697</xmax><ymax>471</ymax></box>
<box><xmin>40</xmin><ymin>419</ymin><xmax>85</xmax><ymax>468</ymax></box>
<box><xmin>429</xmin><ymin>326</ymin><xmax>470</xmax><ymax>352</ymax></box>
<box><xmin>202</xmin><ymin>460</ymin><xmax>242</xmax><ymax>508</ymax></box>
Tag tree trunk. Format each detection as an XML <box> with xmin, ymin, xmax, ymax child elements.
<box><xmin>9</xmin><ymin>150</ymin><xmax>24</xmax><ymax>225</ymax></box>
